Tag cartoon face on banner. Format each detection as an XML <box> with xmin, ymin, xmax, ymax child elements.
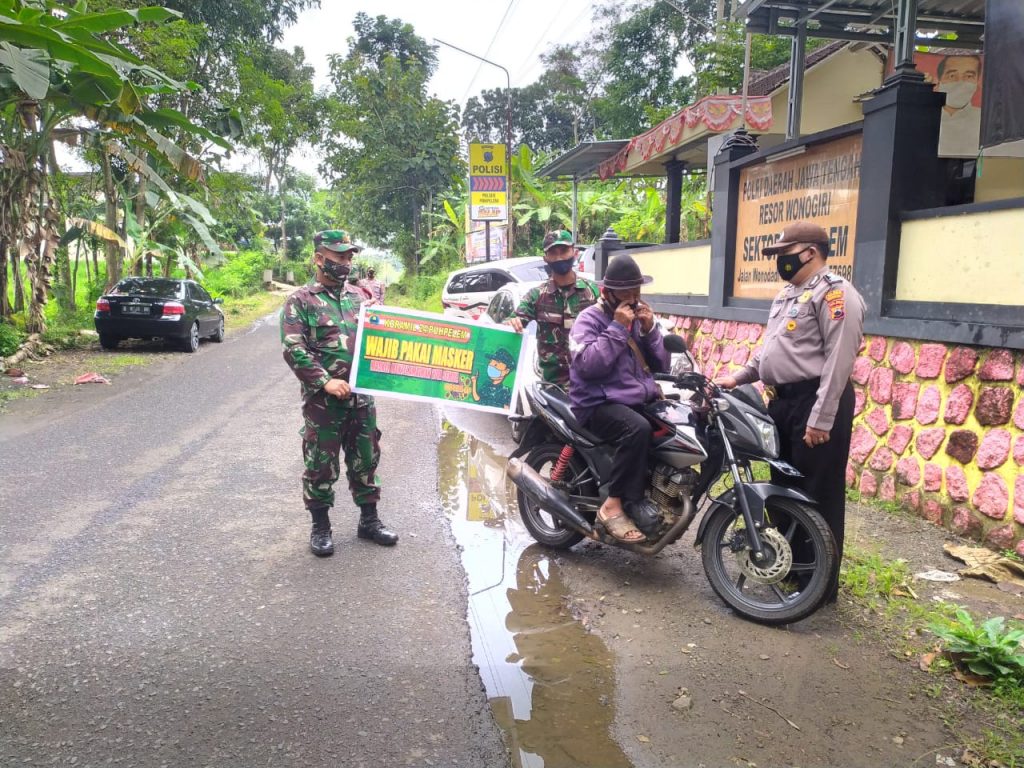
<box><xmin>915</xmin><ymin>52</ymin><xmax>984</xmax><ymax>158</ymax></box>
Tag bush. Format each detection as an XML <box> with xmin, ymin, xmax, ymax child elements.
<box><xmin>0</xmin><ymin>321</ymin><xmax>25</xmax><ymax>357</ymax></box>
<box><xmin>930</xmin><ymin>609</ymin><xmax>1024</xmax><ymax>682</ymax></box>
<box><xmin>284</xmin><ymin>258</ymin><xmax>313</xmax><ymax>285</ymax></box>
<box><xmin>388</xmin><ymin>272</ymin><xmax>448</xmax><ymax>312</ymax></box>
<box><xmin>202</xmin><ymin>249</ymin><xmax>275</xmax><ymax>298</ymax></box>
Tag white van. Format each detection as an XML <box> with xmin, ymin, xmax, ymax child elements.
<box><xmin>441</xmin><ymin>257</ymin><xmax>548</xmax><ymax>321</ymax></box>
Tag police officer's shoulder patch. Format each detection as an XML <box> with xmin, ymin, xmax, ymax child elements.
<box><xmin>826</xmin><ymin>287</ymin><xmax>846</xmax><ymax>320</ymax></box>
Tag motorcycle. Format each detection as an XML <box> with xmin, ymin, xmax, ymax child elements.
<box><xmin>506</xmin><ymin>334</ymin><xmax>838</xmax><ymax>625</ymax></box>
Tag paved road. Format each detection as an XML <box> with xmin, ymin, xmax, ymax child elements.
<box><xmin>0</xmin><ymin>319</ymin><xmax>509</xmax><ymax>767</ymax></box>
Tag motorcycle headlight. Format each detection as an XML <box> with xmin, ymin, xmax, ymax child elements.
<box><xmin>751</xmin><ymin>416</ymin><xmax>779</xmax><ymax>458</ymax></box>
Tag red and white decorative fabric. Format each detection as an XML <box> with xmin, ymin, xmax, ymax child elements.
<box><xmin>598</xmin><ymin>96</ymin><xmax>774</xmax><ymax>180</ymax></box>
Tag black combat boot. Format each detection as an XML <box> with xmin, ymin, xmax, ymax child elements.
<box><xmin>356</xmin><ymin>504</ymin><xmax>398</xmax><ymax>546</ymax></box>
<box><xmin>309</xmin><ymin>506</ymin><xmax>334</xmax><ymax>557</ymax></box>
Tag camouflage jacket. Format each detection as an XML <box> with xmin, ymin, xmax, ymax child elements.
<box><xmin>514</xmin><ymin>276</ymin><xmax>598</xmax><ymax>386</ymax></box>
<box><xmin>281</xmin><ymin>280</ymin><xmax>366</xmax><ymax>399</ymax></box>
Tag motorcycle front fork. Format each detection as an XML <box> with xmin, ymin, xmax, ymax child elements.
<box><xmin>719</xmin><ymin>431</ymin><xmax>768</xmax><ymax>563</ymax></box>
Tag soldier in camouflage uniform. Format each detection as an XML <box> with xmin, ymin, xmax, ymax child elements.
<box><xmin>505</xmin><ymin>230</ymin><xmax>598</xmax><ymax>388</ymax></box>
<box><xmin>281</xmin><ymin>229</ymin><xmax>398</xmax><ymax>557</ymax></box>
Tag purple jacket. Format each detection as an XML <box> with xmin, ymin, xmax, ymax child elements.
<box><xmin>569</xmin><ymin>303</ymin><xmax>670</xmax><ymax>423</ymax></box>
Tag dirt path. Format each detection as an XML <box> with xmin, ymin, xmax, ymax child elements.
<box><xmin>549</xmin><ymin>502</ymin><xmax>1022</xmax><ymax>768</ymax></box>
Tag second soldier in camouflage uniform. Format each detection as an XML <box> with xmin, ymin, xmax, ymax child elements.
<box><xmin>281</xmin><ymin>229</ymin><xmax>398</xmax><ymax>557</ymax></box>
<box><xmin>505</xmin><ymin>229</ymin><xmax>598</xmax><ymax>387</ymax></box>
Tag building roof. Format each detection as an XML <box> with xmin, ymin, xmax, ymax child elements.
<box><xmin>748</xmin><ymin>40</ymin><xmax>847</xmax><ymax>97</ymax></box>
<box><xmin>736</xmin><ymin>0</ymin><xmax>984</xmax><ymax>49</ymax></box>
<box><xmin>535</xmin><ymin>140</ymin><xmax>632</xmax><ymax>180</ymax></box>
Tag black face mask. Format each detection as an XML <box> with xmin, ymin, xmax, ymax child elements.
<box><xmin>545</xmin><ymin>257</ymin><xmax>575</xmax><ymax>276</ymax></box>
<box><xmin>775</xmin><ymin>247</ymin><xmax>809</xmax><ymax>281</ymax></box>
<box><xmin>320</xmin><ymin>258</ymin><xmax>351</xmax><ymax>283</ymax></box>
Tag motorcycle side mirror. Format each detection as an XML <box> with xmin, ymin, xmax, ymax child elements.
<box><xmin>671</xmin><ymin>349</ymin><xmax>697</xmax><ymax>379</ymax></box>
<box><xmin>663</xmin><ymin>334</ymin><xmax>687</xmax><ymax>354</ymax></box>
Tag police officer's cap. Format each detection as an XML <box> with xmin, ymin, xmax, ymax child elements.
<box><xmin>762</xmin><ymin>221</ymin><xmax>830</xmax><ymax>258</ymax></box>
<box><xmin>314</xmin><ymin>229</ymin><xmax>361</xmax><ymax>254</ymax></box>
<box><xmin>600</xmin><ymin>253</ymin><xmax>652</xmax><ymax>290</ymax></box>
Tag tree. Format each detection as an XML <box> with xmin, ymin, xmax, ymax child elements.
<box><xmin>0</xmin><ymin>2</ymin><xmax>228</xmax><ymax>331</ymax></box>
<box><xmin>234</xmin><ymin>44</ymin><xmax>321</xmax><ymax>257</ymax></box>
<box><xmin>154</xmin><ymin>0</ymin><xmax>319</xmax><ymax>127</ymax></box>
<box><xmin>320</xmin><ymin>14</ymin><xmax>463</xmax><ymax>274</ymax></box>
<box><xmin>206</xmin><ymin>170</ymin><xmax>265</xmax><ymax>247</ymax></box>
<box><xmin>463</xmin><ymin>45</ymin><xmax>596</xmax><ymax>154</ymax></box>
<box><xmin>588</xmin><ymin>0</ymin><xmax>710</xmax><ymax>138</ymax></box>
<box><xmin>693</xmin><ymin>21</ymin><xmax>828</xmax><ymax>97</ymax></box>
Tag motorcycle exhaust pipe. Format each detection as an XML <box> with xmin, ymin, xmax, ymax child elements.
<box><xmin>506</xmin><ymin>458</ymin><xmax>595</xmax><ymax>537</ymax></box>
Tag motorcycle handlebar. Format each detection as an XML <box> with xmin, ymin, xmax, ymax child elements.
<box><xmin>655</xmin><ymin>371</ymin><xmax>722</xmax><ymax>401</ymax></box>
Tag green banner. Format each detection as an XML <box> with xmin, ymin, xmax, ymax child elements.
<box><xmin>350</xmin><ymin>305</ymin><xmax>524</xmax><ymax>415</ymax></box>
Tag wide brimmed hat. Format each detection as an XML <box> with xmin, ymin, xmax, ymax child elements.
<box><xmin>600</xmin><ymin>253</ymin><xmax>652</xmax><ymax>290</ymax></box>
<box><xmin>762</xmin><ymin>221</ymin><xmax>829</xmax><ymax>256</ymax></box>
<box><xmin>314</xmin><ymin>229</ymin><xmax>361</xmax><ymax>253</ymax></box>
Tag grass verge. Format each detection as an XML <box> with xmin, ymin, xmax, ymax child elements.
<box><xmin>838</xmin><ymin>522</ymin><xmax>1024</xmax><ymax>765</ymax></box>
<box><xmin>222</xmin><ymin>290</ymin><xmax>289</xmax><ymax>331</ymax></box>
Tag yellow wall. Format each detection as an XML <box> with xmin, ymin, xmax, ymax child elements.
<box><xmin>770</xmin><ymin>48</ymin><xmax>883</xmax><ymax>136</ymax></box>
<box><xmin>975</xmin><ymin>158</ymin><xmax>1024</xmax><ymax>203</ymax></box>
<box><xmin>896</xmin><ymin>207</ymin><xmax>1024</xmax><ymax>303</ymax></box>
<box><xmin>632</xmin><ymin>244</ymin><xmax>711</xmax><ymax>295</ymax></box>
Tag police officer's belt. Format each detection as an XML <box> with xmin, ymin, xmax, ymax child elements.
<box><xmin>771</xmin><ymin>378</ymin><xmax>821</xmax><ymax>400</ymax></box>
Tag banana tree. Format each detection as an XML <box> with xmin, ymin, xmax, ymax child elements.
<box><xmin>0</xmin><ymin>1</ymin><xmax>229</xmax><ymax>332</ymax></box>
<box><xmin>421</xmin><ymin>192</ymin><xmax>467</xmax><ymax>268</ymax></box>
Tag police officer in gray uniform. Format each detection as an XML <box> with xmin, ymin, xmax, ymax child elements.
<box><xmin>717</xmin><ymin>221</ymin><xmax>865</xmax><ymax>602</ymax></box>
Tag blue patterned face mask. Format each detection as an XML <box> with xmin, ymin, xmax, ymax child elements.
<box><xmin>545</xmin><ymin>258</ymin><xmax>575</xmax><ymax>276</ymax></box>
<box><xmin>487</xmin><ymin>365</ymin><xmax>503</xmax><ymax>379</ymax></box>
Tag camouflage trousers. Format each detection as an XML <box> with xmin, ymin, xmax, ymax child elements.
<box><xmin>300</xmin><ymin>391</ymin><xmax>381</xmax><ymax>511</ymax></box>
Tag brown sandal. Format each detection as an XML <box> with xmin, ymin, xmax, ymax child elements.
<box><xmin>598</xmin><ymin>511</ymin><xmax>645</xmax><ymax>543</ymax></box>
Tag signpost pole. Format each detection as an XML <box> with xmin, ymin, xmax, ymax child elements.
<box><xmin>485</xmin><ymin>220</ymin><xmax>491</xmax><ymax>262</ymax></box>
<box><xmin>434</xmin><ymin>38</ymin><xmax>511</xmax><ymax>257</ymax></box>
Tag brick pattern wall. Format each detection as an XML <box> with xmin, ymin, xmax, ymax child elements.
<box><xmin>662</xmin><ymin>315</ymin><xmax>1024</xmax><ymax>555</ymax></box>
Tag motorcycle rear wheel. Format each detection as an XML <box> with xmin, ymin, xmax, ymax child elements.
<box><xmin>517</xmin><ymin>443</ymin><xmax>595</xmax><ymax>550</ymax></box>
<box><xmin>701</xmin><ymin>496</ymin><xmax>836</xmax><ymax>625</ymax></box>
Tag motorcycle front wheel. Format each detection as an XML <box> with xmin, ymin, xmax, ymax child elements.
<box><xmin>701</xmin><ymin>497</ymin><xmax>836</xmax><ymax>625</ymax></box>
<box><xmin>517</xmin><ymin>443</ymin><xmax>595</xmax><ymax>550</ymax></box>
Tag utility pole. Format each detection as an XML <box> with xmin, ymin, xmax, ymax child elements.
<box><xmin>434</xmin><ymin>38</ymin><xmax>513</xmax><ymax>258</ymax></box>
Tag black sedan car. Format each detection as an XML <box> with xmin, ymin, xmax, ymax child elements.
<box><xmin>94</xmin><ymin>277</ymin><xmax>225</xmax><ymax>352</ymax></box>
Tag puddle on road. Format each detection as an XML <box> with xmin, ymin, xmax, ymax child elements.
<box><xmin>438</xmin><ymin>421</ymin><xmax>632</xmax><ymax>768</ymax></box>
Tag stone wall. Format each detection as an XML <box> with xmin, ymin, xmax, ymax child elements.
<box><xmin>662</xmin><ymin>315</ymin><xmax>1024</xmax><ymax>555</ymax></box>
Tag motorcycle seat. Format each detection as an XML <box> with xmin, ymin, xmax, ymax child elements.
<box><xmin>537</xmin><ymin>384</ymin><xmax>605</xmax><ymax>445</ymax></box>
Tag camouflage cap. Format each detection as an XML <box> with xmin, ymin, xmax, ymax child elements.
<box><xmin>489</xmin><ymin>347</ymin><xmax>516</xmax><ymax>370</ymax></box>
<box><xmin>314</xmin><ymin>229</ymin><xmax>361</xmax><ymax>253</ymax></box>
<box><xmin>542</xmin><ymin>229</ymin><xmax>574</xmax><ymax>252</ymax></box>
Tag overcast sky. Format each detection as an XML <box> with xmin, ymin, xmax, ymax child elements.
<box><xmin>267</xmin><ymin>0</ymin><xmax>596</xmax><ymax>178</ymax></box>
<box><xmin>282</xmin><ymin>0</ymin><xmax>595</xmax><ymax>101</ymax></box>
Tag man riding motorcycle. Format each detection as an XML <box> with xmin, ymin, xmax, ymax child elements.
<box><xmin>568</xmin><ymin>253</ymin><xmax>670</xmax><ymax>543</ymax></box>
